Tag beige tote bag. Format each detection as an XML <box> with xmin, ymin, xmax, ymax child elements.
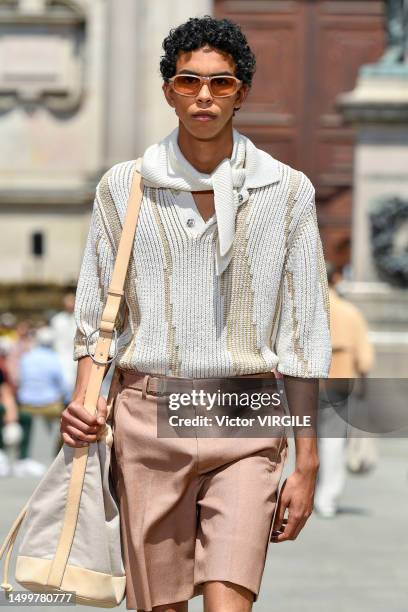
<box><xmin>0</xmin><ymin>164</ymin><xmax>144</xmax><ymax>608</ymax></box>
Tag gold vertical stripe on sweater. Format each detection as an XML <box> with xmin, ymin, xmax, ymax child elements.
<box><xmin>314</xmin><ymin>205</ymin><xmax>331</xmax><ymax>331</ymax></box>
<box><xmin>285</xmin><ymin>269</ymin><xmax>310</xmax><ymax>374</ymax></box>
<box><xmin>283</xmin><ymin>168</ymin><xmax>311</xmax><ymax>374</ymax></box>
<box><xmin>150</xmin><ymin>187</ymin><xmax>181</xmax><ymax>376</ymax></box>
<box><xmin>94</xmin><ymin>232</ymin><xmax>107</xmax><ymax>298</ymax></box>
<box><xmin>224</xmin><ymin>196</ymin><xmax>270</xmax><ymax>374</ymax></box>
<box><xmin>284</xmin><ymin>168</ymin><xmax>301</xmax><ymax>251</ymax></box>
<box><xmin>269</xmin><ymin>281</ymin><xmax>283</xmax><ymax>350</ymax></box>
<box><xmin>268</xmin><ymin>168</ymin><xmax>301</xmax><ymax>351</ymax></box>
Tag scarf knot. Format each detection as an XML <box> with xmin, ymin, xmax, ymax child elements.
<box><xmin>138</xmin><ymin>127</ymin><xmax>281</xmax><ymax>274</ymax></box>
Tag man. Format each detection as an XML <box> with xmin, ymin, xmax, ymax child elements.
<box><xmin>314</xmin><ymin>262</ymin><xmax>375</xmax><ymax>518</ymax></box>
<box><xmin>49</xmin><ymin>292</ymin><xmax>77</xmax><ymax>402</ymax></box>
<box><xmin>61</xmin><ymin>16</ymin><xmax>331</xmax><ymax>612</ymax></box>
<box><xmin>0</xmin><ymin>341</ymin><xmax>21</xmax><ymax>477</ymax></box>
<box><xmin>17</xmin><ymin>326</ymin><xmax>68</xmax><ymax>470</ymax></box>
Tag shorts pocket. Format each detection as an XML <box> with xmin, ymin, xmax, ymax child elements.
<box><xmin>264</xmin><ymin>435</ymin><xmax>288</xmax><ymax>471</ymax></box>
<box><xmin>111</xmin><ymin>388</ymin><xmax>130</xmax><ymax>458</ymax></box>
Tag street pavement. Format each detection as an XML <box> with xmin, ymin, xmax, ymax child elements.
<box><xmin>1</xmin><ymin>416</ymin><xmax>407</xmax><ymax>612</ymax></box>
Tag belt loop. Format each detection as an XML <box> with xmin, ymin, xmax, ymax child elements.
<box><xmin>141</xmin><ymin>374</ymin><xmax>150</xmax><ymax>400</ymax></box>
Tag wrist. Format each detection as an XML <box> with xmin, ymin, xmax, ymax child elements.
<box><xmin>71</xmin><ymin>391</ymin><xmax>86</xmax><ymax>403</ymax></box>
<box><xmin>295</xmin><ymin>454</ymin><xmax>320</xmax><ymax>475</ymax></box>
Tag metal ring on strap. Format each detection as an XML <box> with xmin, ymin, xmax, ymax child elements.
<box><xmin>85</xmin><ymin>328</ymin><xmax>119</xmax><ymax>366</ymax></box>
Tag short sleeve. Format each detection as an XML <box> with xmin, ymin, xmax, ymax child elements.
<box><xmin>275</xmin><ymin>181</ymin><xmax>332</xmax><ymax>378</ymax></box>
<box><xmin>72</xmin><ymin>180</ymin><xmax>128</xmax><ymax>361</ymax></box>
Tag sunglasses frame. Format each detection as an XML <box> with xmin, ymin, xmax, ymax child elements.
<box><xmin>168</xmin><ymin>73</ymin><xmax>243</xmax><ymax>98</ymax></box>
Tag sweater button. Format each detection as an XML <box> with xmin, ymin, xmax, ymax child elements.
<box><xmin>186</xmin><ymin>218</ymin><xmax>195</xmax><ymax>227</ymax></box>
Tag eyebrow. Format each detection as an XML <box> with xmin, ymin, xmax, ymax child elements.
<box><xmin>177</xmin><ymin>69</ymin><xmax>235</xmax><ymax>77</ymax></box>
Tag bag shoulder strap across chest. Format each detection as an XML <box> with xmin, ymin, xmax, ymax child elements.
<box><xmin>83</xmin><ymin>161</ymin><xmax>144</xmax><ymax>410</ymax></box>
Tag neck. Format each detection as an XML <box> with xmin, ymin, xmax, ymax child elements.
<box><xmin>177</xmin><ymin>121</ymin><xmax>234</xmax><ymax>174</ymax></box>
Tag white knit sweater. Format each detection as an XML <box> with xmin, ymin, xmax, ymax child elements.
<box><xmin>73</xmin><ymin>158</ymin><xmax>332</xmax><ymax>378</ymax></box>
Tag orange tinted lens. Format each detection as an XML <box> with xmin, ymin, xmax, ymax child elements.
<box><xmin>210</xmin><ymin>77</ymin><xmax>237</xmax><ymax>96</ymax></box>
<box><xmin>173</xmin><ymin>75</ymin><xmax>201</xmax><ymax>95</ymax></box>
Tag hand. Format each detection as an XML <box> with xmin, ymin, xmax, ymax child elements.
<box><xmin>60</xmin><ymin>396</ymin><xmax>108</xmax><ymax>448</ymax></box>
<box><xmin>271</xmin><ymin>463</ymin><xmax>319</xmax><ymax>542</ymax></box>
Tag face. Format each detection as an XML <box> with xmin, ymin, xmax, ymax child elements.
<box><xmin>162</xmin><ymin>46</ymin><xmax>249</xmax><ymax>140</ymax></box>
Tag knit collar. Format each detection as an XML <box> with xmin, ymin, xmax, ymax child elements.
<box><xmin>136</xmin><ymin>127</ymin><xmax>282</xmax><ymax>274</ymax></box>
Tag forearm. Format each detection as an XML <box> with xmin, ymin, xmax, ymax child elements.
<box><xmin>282</xmin><ymin>374</ymin><xmax>320</xmax><ymax>471</ymax></box>
<box><xmin>72</xmin><ymin>356</ymin><xmax>110</xmax><ymax>402</ymax></box>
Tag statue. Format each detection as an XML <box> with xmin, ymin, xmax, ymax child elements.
<box><xmin>379</xmin><ymin>0</ymin><xmax>408</xmax><ymax>64</ymax></box>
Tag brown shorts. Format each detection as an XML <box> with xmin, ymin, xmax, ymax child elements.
<box><xmin>109</xmin><ymin>368</ymin><xmax>289</xmax><ymax>611</ymax></box>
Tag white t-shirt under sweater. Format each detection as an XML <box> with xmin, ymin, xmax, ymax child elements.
<box><xmin>72</xmin><ymin>157</ymin><xmax>332</xmax><ymax>378</ymax></box>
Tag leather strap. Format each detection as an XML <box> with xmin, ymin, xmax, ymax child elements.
<box><xmin>47</xmin><ymin>162</ymin><xmax>144</xmax><ymax>589</ymax></box>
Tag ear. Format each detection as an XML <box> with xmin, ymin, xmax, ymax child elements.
<box><xmin>162</xmin><ymin>82</ymin><xmax>176</xmax><ymax>108</ymax></box>
<box><xmin>234</xmin><ymin>84</ymin><xmax>249</xmax><ymax>111</ymax></box>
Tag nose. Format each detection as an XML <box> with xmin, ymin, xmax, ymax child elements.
<box><xmin>197</xmin><ymin>81</ymin><xmax>212</xmax><ymax>102</ymax></box>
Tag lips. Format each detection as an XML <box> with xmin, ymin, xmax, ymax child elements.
<box><xmin>192</xmin><ymin>112</ymin><xmax>217</xmax><ymax>121</ymax></box>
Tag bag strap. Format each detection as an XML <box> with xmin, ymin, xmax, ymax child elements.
<box><xmin>0</xmin><ymin>500</ymin><xmax>30</xmax><ymax>592</ymax></box>
<box><xmin>0</xmin><ymin>162</ymin><xmax>145</xmax><ymax>594</ymax></box>
<box><xmin>83</xmin><ymin>162</ymin><xmax>144</xmax><ymax>415</ymax></box>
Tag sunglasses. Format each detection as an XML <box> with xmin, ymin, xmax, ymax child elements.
<box><xmin>168</xmin><ymin>74</ymin><xmax>242</xmax><ymax>98</ymax></box>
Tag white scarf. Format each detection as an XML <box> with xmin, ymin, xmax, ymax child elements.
<box><xmin>135</xmin><ymin>127</ymin><xmax>281</xmax><ymax>275</ymax></box>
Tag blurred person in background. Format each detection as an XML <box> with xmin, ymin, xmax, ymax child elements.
<box><xmin>314</xmin><ymin>261</ymin><xmax>375</xmax><ymax>518</ymax></box>
<box><xmin>5</xmin><ymin>319</ymin><xmax>35</xmax><ymax>391</ymax></box>
<box><xmin>49</xmin><ymin>291</ymin><xmax>77</xmax><ymax>402</ymax></box>
<box><xmin>0</xmin><ymin>312</ymin><xmax>18</xmax><ymax>339</ymax></box>
<box><xmin>0</xmin><ymin>339</ymin><xmax>22</xmax><ymax>477</ymax></box>
<box><xmin>15</xmin><ymin>326</ymin><xmax>69</xmax><ymax>476</ymax></box>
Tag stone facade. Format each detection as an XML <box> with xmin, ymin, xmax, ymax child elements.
<box><xmin>0</xmin><ymin>0</ymin><xmax>212</xmax><ymax>286</ymax></box>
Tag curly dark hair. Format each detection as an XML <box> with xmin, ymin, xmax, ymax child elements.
<box><xmin>160</xmin><ymin>16</ymin><xmax>256</xmax><ymax>87</ymax></box>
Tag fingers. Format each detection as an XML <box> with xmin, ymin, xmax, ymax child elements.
<box><xmin>271</xmin><ymin>512</ymin><xmax>297</xmax><ymax>542</ymax></box>
<box><xmin>62</xmin><ymin>412</ymin><xmax>99</xmax><ymax>436</ymax></box>
<box><xmin>61</xmin><ymin>432</ymin><xmax>89</xmax><ymax>448</ymax></box>
<box><xmin>271</xmin><ymin>509</ymin><xmax>311</xmax><ymax>542</ymax></box>
<box><xmin>271</xmin><ymin>482</ymin><xmax>312</xmax><ymax>542</ymax></box>
<box><xmin>272</xmin><ymin>479</ymin><xmax>287</xmax><ymax>532</ymax></box>
<box><xmin>273</xmin><ymin>518</ymin><xmax>288</xmax><ymax>531</ymax></box>
<box><xmin>60</xmin><ymin>397</ymin><xmax>107</xmax><ymax>448</ymax></box>
<box><xmin>65</xmin><ymin>401</ymin><xmax>99</xmax><ymax>426</ymax></box>
<box><xmin>64</xmin><ymin>423</ymin><xmax>99</xmax><ymax>444</ymax></box>
<box><xmin>271</xmin><ymin>518</ymin><xmax>288</xmax><ymax>538</ymax></box>
<box><xmin>96</xmin><ymin>396</ymin><xmax>108</xmax><ymax>426</ymax></box>
<box><xmin>292</xmin><ymin>517</ymin><xmax>308</xmax><ymax>540</ymax></box>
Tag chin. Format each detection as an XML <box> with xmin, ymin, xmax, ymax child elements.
<box><xmin>182</xmin><ymin>118</ymin><xmax>227</xmax><ymax>141</ymax></box>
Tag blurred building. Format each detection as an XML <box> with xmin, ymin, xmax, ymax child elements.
<box><xmin>0</xmin><ymin>0</ymin><xmax>211</xmax><ymax>301</ymax></box>
<box><xmin>215</xmin><ymin>0</ymin><xmax>385</xmax><ymax>266</ymax></box>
